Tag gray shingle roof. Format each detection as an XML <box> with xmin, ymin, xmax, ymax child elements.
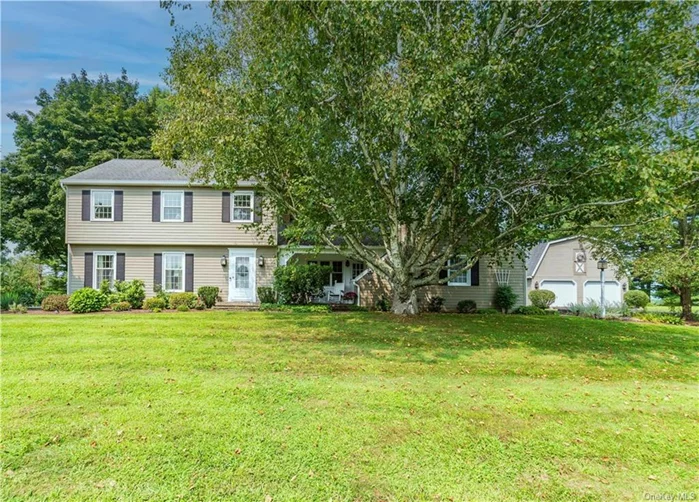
<box><xmin>60</xmin><ymin>159</ymin><xmax>255</xmax><ymax>187</ymax></box>
<box><xmin>526</xmin><ymin>242</ymin><xmax>548</xmax><ymax>278</ymax></box>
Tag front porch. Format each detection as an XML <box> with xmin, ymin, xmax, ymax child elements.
<box><xmin>278</xmin><ymin>248</ymin><xmax>367</xmax><ymax>304</ymax></box>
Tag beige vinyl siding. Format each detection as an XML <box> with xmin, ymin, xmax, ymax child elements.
<box><xmin>65</xmin><ymin>186</ymin><xmax>276</xmax><ymax>246</ymax></box>
<box><xmin>355</xmin><ymin>255</ymin><xmax>527</xmax><ymax>311</ymax></box>
<box><xmin>69</xmin><ymin>245</ymin><xmax>277</xmax><ymax>299</ymax></box>
<box><xmin>528</xmin><ymin>240</ymin><xmax>626</xmax><ymax>304</ymax></box>
<box><xmin>421</xmin><ymin>255</ymin><xmax>527</xmax><ymax>311</ymax></box>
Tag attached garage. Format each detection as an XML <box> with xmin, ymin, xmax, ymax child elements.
<box><xmin>539</xmin><ymin>280</ymin><xmax>577</xmax><ymax>307</ymax></box>
<box><xmin>583</xmin><ymin>281</ymin><xmax>622</xmax><ymax>305</ymax></box>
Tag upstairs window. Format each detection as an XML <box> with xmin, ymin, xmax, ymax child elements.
<box><xmin>232</xmin><ymin>191</ymin><xmax>254</xmax><ymax>222</ymax></box>
<box><xmin>162</xmin><ymin>191</ymin><xmax>184</xmax><ymax>222</ymax></box>
<box><xmin>92</xmin><ymin>190</ymin><xmax>114</xmax><ymax>221</ymax></box>
<box><xmin>94</xmin><ymin>252</ymin><xmax>116</xmax><ymax>289</ymax></box>
<box><xmin>163</xmin><ymin>252</ymin><xmax>184</xmax><ymax>292</ymax></box>
<box><xmin>448</xmin><ymin>257</ymin><xmax>471</xmax><ymax>286</ymax></box>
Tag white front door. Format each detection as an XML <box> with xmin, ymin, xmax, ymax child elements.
<box><xmin>228</xmin><ymin>249</ymin><xmax>256</xmax><ymax>302</ymax></box>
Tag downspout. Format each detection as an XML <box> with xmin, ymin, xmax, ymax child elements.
<box><xmin>60</xmin><ymin>180</ymin><xmax>70</xmax><ymax>293</ymax></box>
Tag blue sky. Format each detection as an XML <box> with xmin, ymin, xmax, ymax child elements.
<box><xmin>1</xmin><ymin>1</ymin><xmax>211</xmax><ymax>156</ymax></box>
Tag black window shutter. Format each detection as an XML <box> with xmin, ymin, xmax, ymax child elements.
<box><xmin>185</xmin><ymin>254</ymin><xmax>194</xmax><ymax>292</ymax></box>
<box><xmin>439</xmin><ymin>261</ymin><xmax>448</xmax><ymax>280</ymax></box>
<box><xmin>152</xmin><ymin>191</ymin><xmax>161</xmax><ymax>222</ymax></box>
<box><xmin>116</xmin><ymin>253</ymin><xmax>125</xmax><ymax>281</ymax></box>
<box><xmin>114</xmin><ymin>191</ymin><xmax>124</xmax><ymax>221</ymax></box>
<box><xmin>471</xmin><ymin>260</ymin><xmax>480</xmax><ymax>286</ymax></box>
<box><xmin>84</xmin><ymin>252</ymin><xmax>93</xmax><ymax>287</ymax></box>
<box><xmin>154</xmin><ymin>253</ymin><xmax>162</xmax><ymax>290</ymax></box>
<box><xmin>222</xmin><ymin>192</ymin><xmax>231</xmax><ymax>222</ymax></box>
<box><xmin>253</xmin><ymin>192</ymin><xmax>263</xmax><ymax>223</ymax></box>
<box><xmin>82</xmin><ymin>190</ymin><xmax>91</xmax><ymax>221</ymax></box>
<box><xmin>184</xmin><ymin>192</ymin><xmax>193</xmax><ymax>222</ymax></box>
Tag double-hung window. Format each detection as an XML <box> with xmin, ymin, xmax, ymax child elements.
<box><xmin>163</xmin><ymin>252</ymin><xmax>185</xmax><ymax>292</ymax></box>
<box><xmin>94</xmin><ymin>251</ymin><xmax>116</xmax><ymax>289</ymax></box>
<box><xmin>352</xmin><ymin>262</ymin><xmax>365</xmax><ymax>279</ymax></box>
<box><xmin>92</xmin><ymin>190</ymin><xmax>114</xmax><ymax>221</ymax></box>
<box><xmin>232</xmin><ymin>191</ymin><xmax>254</xmax><ymax>222</ymax></box>
<box><xmin>448</xmin><ymin>257</ymin><xmax>471</xmax><ymax>286</ymax></box>
<box><xmin>162</xmin><ymin>191</ymin><xmax>184</xmax><ymax>222</ymax></box>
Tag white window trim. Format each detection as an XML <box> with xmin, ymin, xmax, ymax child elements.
<box><xmin>161</xmin><ymin>190</ymin><xmax>185</xmax><ymax>223</ymax></box>
<box><xmin>231</xmin><ymin>190</ymin><xmax>255</xmax><ymax>223</ymax></box>
<box><xmin>162</xmin><ymin>252</ymin><xmax>186</xmax><ymax>293</ymax></box>
<box><xmin>93</xmin><ymin>251</ymin><xmax>117</xmax><ymax>289</ymax></box>
<box><xmin>447</xmin><ymin>257</ymin><xmax>471</xmax><ymax>287</ymax></box>
<box><xmin>91</xmin><ymin>189</ymin><xmax>115</xmax><ymax>221</ymax></box>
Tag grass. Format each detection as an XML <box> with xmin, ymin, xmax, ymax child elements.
<box><xmin>3</xmin><ymin>312</ymin><xmax>698</xmax><ymax>501</ymax></box>
<box><xmin>645</xmin><ymin>305</ymin><xmax>699</xmax><ymax>314</ymax></box>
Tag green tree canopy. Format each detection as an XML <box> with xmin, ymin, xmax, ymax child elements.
<box><xmin>1</xmin><ymin>69</ymin><xmax>164</xmax><ymax>268</ymax></box>
<box><xmin>156</xmin><ymin>1</ymin><xmax>696</xmax><ymax>313</ymax></box>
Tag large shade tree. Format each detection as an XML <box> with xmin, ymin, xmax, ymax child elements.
<box><xmin>1</xmin><ymin>70</ymin><xmax>164</xmax><ymax>268</ymax></box>
<box><xmin>156</xmin><ymin>1</ymin><xmax>696</xmax><ymax>313</ymax></box>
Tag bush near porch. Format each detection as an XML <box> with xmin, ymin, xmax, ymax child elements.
<box><xmin>3</xmin><ymin>312</ymin><xmax>697</xmax><ymax>501</ymax></box>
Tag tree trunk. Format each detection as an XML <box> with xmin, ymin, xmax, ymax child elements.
<box><xmin>392</xmin><ymin>283</ymin><xmax>419</xmax><ymax>315</ymax></box>
<box><xmin>679</xmin><ymin>284</ymin><xmax>693</xmax><ymax>320</ymax></box>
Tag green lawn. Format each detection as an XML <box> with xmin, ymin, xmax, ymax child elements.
<box><xmin>3</xmin><ymin>313</ymin><xmax>697</xmax><ymax>501</ymax></box>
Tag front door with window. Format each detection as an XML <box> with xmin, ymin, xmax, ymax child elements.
<box><xmin>228</xmin><ymin>249</ymin><xmax>256</xmax><ymax>302</ymax></box>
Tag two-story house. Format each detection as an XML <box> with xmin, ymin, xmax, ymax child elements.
<box><xmin>62</xmin><ymin>159</ymin><xmax>528</xmax><ymax>310</ymax></box>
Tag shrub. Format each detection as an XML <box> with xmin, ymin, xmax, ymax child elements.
<box><xmin>1</xmin><ymin>292</ymin><xmax>20</xmax><ymax>310</ymax></box>
<box><xmin>168</xmin><ymin>292</ymin><xmax>197</xmax><ymax>309</ymax></box>
<box><xmin>143</xmin><ymin>297</ymin><xmax>167</xmax><ymax>311</ymax></box>
<box><xmin>99</xmin><ymin>280</ymin><xmax>112</xmax><ymax>296</ymax></box>
<box><xmin>177</xmin><ymin>305</ymin><xmax>190</xmax><ymax>312</ymax></box>
<box><xmin>456</xmin><ymin>299</ymin><xmax>477</xmax><ymax>313</ymax></box>
<box><xmin>635</xmin><ymin>312</ymin><xmax>684</xmax><ymax>325</ymax></box>
<box><xmin>194</xmin><ymin>298</ymin><xmax>206</xmax><ymax>310</ymax></box>
<box><xmin>197</xmin><ymin>286</ymin><xmax>220</xmax><ymax>308</ymax></box>
<box><xmin>110</xmin><ymin>301</ymin><xmax>131</xmax><ymax>312</ymax></box>
<box><xmin>115</xmin><ymin>280</ymin><xmax>146</xmax><ymax>309</ymax></box>
<box><xmin>273</xmin><ymin>264</ymin><xmax>331</xmax><ymax>304</ymax></box>
<box><xmin>568</xmin><ymin>300</ymin><xmax>600</xmax><ymax>318</ymax></box>
<box><xmin>41</xmin><ymin>294</ymin><xmax>70</xmax><ymax>311</ymax></box>
<box><xmin>625</xmin><ymin>290</ymin><xmax>650</xmax><ymax>309</ymax></box>
<box><xmin>152</xmin><ymin>307</ymin><xmax>162</xmax><ymax>313</ymax></box>
<box><xmin>529</xmin><ymin>289</ymin><xmax>556</xmax><ymax>309</ymax></box>
<box><xmin>375</xmin><ymin>294</ymin><xmax>391</xmax><ymax>312</ymax></box>
<box><xmin>153</xmin><ymin>284</ymin><xmax>170</xmax><ymax>305</ymax></box>
<box><xmin>9</xmin><ymin>303</ymin><xmax>28</xmax><ymax>314</ymax></box>
<box><xmin>493</xmin><ymin>285</ymin><xmax>518</xmax><ymax>313</ymax></box>
<box><xmin>68</xmin><ymin>288</ymin><xmax>107</xmax><ymax>313</ymax></box>
<box><xmin>425</xmin><ymin>296</ymin><xmax>445</xmax><ymax>313</ymax></box>
<box><xmin>257</xmin><ymin>286</ymin><xmax>276</xmax><ymax>304</ymax></box>
<box><xmin>514</xmin><ymin>305</ymin><xmax>545</xmax><ymax>315</ymax></box>
<box><xmin>259</xmin><ymin>303</ymin><xmax>331</xmax><ymax>313</ymax></box>
<box><xmin>568</xmin><ymin>300</ymin><xmax>629</xmax><ymax>319</ymax></box>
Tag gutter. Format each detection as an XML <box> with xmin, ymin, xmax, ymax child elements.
<box><xmin>60</xmin><ymin>179</ymin><xmax>257</xmax><ymax>187</ymax></box>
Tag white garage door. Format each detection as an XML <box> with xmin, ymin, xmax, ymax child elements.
<box><xmin>584</xmin><ymin>281</ymin><xmax>622</xmax><ymax>305</ymax></box>
<box><xmin>540</xmin><ymin>280</ymin><xmax>577</xmax><ymax>307</ymax></box>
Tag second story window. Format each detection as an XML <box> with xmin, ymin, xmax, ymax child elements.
<box><xmin>92</xmin><ymin>190</ymin><xmax>114</xmax><ymax>221</ymax></box>
<box><xmin>232</xmin><ymin>191</ymin><xmax>254</xmax><ymax>222</ymax></box>
<box><xmin>162</xmin><ymin>191</ymin><xmax>184</xmax><ymax>222</ymax></box>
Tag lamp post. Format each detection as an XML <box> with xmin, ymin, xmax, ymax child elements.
<box><xmin>597</xmin><ymin>258</ymin><xmax>608</xmax><ymax>318</ymax></box>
